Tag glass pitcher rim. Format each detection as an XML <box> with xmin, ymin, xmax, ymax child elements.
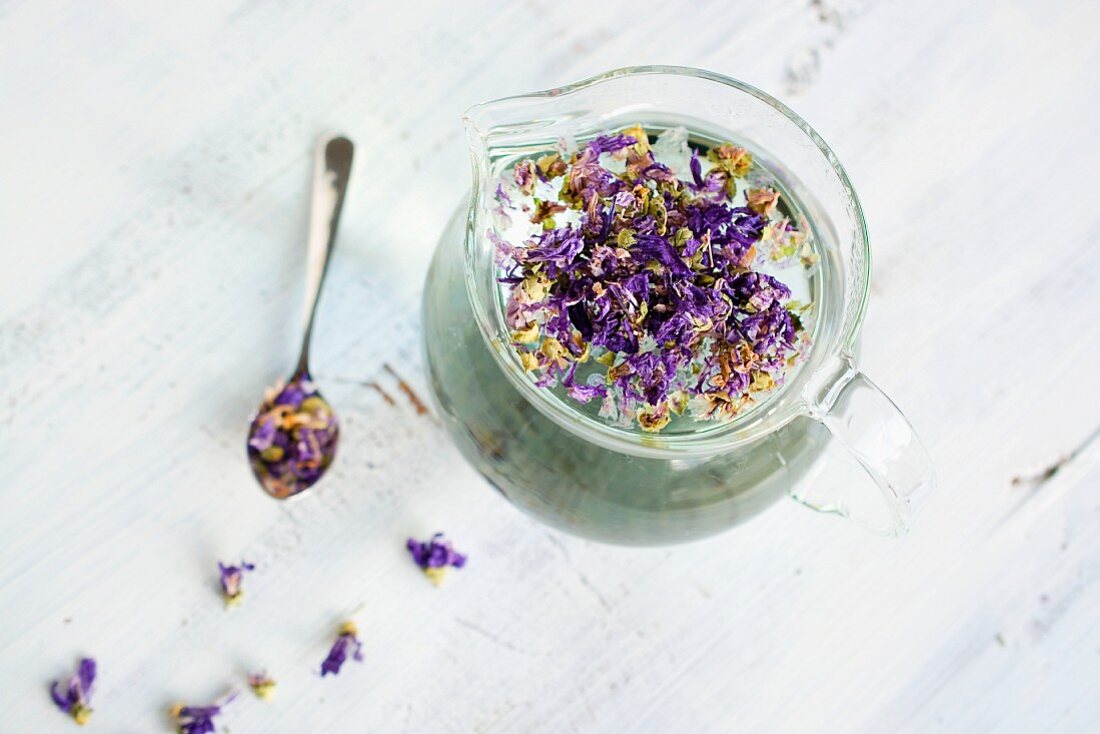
<box><xmin>462</xmin><ymin>65</ymin><xmax>871</xmax><ymax>458</ymax></box>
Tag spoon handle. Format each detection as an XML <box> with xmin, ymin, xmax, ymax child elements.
<box><xmin>297</xmin><ymin>134</ymin><xmax>354</xmax><ymax>375</ymax></box>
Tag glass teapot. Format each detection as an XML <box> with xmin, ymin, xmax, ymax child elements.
<box><xmin>422</xmin><ymin>66</ymin><xmax>934</xmax><ymax>545</ymax></box>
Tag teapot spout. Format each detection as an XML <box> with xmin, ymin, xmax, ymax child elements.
<box><xmin>461</xmin><ymin>92</ymin><xmax>568</xmax><ymax>163</ymax></box>
<box><xmin>461</xmin><ymin>91</ymin><xmax>574</xmax><ymax>207</ymax></box>
<box><xmin>461</xmin><ymin>107</ymin><xmax>492</xmax><ymax>184</ymax></box>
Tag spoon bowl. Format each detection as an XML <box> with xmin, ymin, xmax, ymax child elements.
<box><xmin>247</xmin><ymin>370</ymin><xmax>340</xmax><ymax>499</ymax></box>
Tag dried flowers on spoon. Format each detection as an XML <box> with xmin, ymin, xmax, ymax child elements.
<box><xmin>247</xmin><ymin>370</ymin><xmax>339</xmax><ymax>499</ymax></box>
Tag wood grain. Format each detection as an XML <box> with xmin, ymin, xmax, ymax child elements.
<box><xmin>2</xmin><ymin>0</ymin><xmax>1099</xmax><ymax>731</ymax></box>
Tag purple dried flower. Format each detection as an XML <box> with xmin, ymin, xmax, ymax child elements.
<box><xmin>522</xmin><ymin>226</ymin><xmax>585</xmax><ymax>275</ymax></box>
<box><xmin>689</xmin><ymin>148</ymin><xmax>704</xmax><ymax>187</ymax></box>
<box><xmin>567</xmin><ymin>146</ymin><xmax>618</xmax><ymax>211</ymax></box>
<box><xmin>50</xmin><ymin>657</ymin><xmax>95</xmax><ymax>725</ymax></box>
<box><xmin>273</xmin><ymin>381</ymin><xmax>307</xmax><ymax>407</ymax></box>
<box><xmin>321</xmin><ymin>621</ymin><xmax>363</xmax><ymax>676</ymax></box>
<box><xmin>562</xmin><ymin>364</ymin><xmax>608</xmax><ymax>404</ymax></box>
<box><xmin>492</xmin><ymin>183</ymin><xmax>515</xmax><ymax>226</ymax></box>
<box><xmin>406</xmin><ymin>532</ymin><xmax>467</xmax><ymax>585</ymax></box>
<box><xmin>247</xmin><ymin>416</ymin><xmax>277</xmax><ymax>451</ymax></box>
<box><xmin>218</xmin><ymin>560</ymin><xmax>255</xmax><ymax>607</ymax></box>
<box><xmin>633</xmin><ymin>233</ymin><xmax>691</xmax><ymax>275</ymax></box>
<box><xmin>514</xmin><ymin>160</ymin><xmax>536</xmax><ymax>196</ymax></box>
<box><xmin>170</xmin><ymin>690</ymin><xmax>238</xmax><ymax>734</ymax></box>
<box><xmin>588</xmin><ymin>133</ymin><xmax>637</xmax><ymax>155</ymax></box>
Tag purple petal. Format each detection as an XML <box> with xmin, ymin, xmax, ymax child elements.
<box><xmin>77</xmin><ymin>657</ymin><xmax>95</xmax><ymax>700</ymax></box>
<box><xmin>321</xmin><ymin>629</ymin><xmax>362</xmax><ymax>676</ymax></box>
<box><xmin>690</xmin><ymin>148</ymin><xmax>703</xmax><ymax>187</ymax></box>
<box><xmin>406</xmin><ymin>533</ymin><xmax>467</xmax><ymax>572</ymax></box>
<box><xmin>588</xmin><ymin>133</ymin><xmax>637</xmax><ymax>155</ymax></box>
<box><xmin>50</xmin><ymin>681</ymin><xmax>71</xmax><ymax>712</ymax></box>
<box><xmin>247</xmin><ymin>417</ymin><xmax>277</xmax><ymax>451</ymax></box>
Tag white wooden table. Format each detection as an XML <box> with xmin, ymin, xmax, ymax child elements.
<box><xmin>3</xmin><ymin>1</ymin><xmax>1099</xmax><ymax>731</ymax></box>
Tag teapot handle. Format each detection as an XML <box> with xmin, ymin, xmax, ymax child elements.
<box><xmin>794</xmin><ymin>355</ymin><xmax>935</xmax><ymax>536</ymax></box>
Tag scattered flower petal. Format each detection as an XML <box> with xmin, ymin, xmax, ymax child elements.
<box><xmin>50</xmin><ymin>657</ymin><xmax>95</xmax><ymax>726</ymax></box>
<box><xmin>170</xmin><ymin>689</ymin><xmax>238</xmax><ymax>734</ymax></box>
<box><xmin>321</xmin><ymin>621</ymin><xmax>363</xmax><ymax>677</ymax></box>
<box><xmin>406</xmin><ymin>533</ymin><xmax>467</xmax><ymax>586</ymax></box>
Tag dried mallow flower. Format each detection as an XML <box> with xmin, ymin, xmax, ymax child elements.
<box><xmin>321</xmin><ymin>621</ymin><xmax>363</xmax><ymax>677</ymax></box>
<box><xmin>169</xmin><ymin>689</ymin><xmax>238</xmax><ymax>734</ymax></box>
<box><xmin>746</xmin><ymin>187</ymin><xmax>780</xmax><ymax>216</ymax></box>
<box><xmin>247</xmin><ymin>371</ymin><xmax>339</xmax><ymax>499</ymax></box>
<box><xmin>50</xmin><ymin>657</ymin><xmax>96</xmax><ymax>726</ymax></box>
<box><xmin>407</xmin><ymin>533</ymin><xmax>467</xmax><ymax>586</ymax></box>
<box><xmin>218</xmin><ymin>560</ymin><xmax>255</xmax><ymax>608</ymax></box>
<box><xmin>492</xmin><ymin>125</ymin><xmax>814</xmax><ymax>431</ymax></box>
<box><xmin>248</xmin><ymin>672</ymin><xmax>277</xmax><ymax>701</ymax></box>
<box><xmin>514</xmin><ymin>160</ymin><xmax>536</xmax><ymax>196</ymax></box>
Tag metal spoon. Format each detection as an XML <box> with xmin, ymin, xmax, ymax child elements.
<box><xmin>246</xmin><ymin>134</ymin><xmax>354</xmax><ymax>499</ymax></box>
